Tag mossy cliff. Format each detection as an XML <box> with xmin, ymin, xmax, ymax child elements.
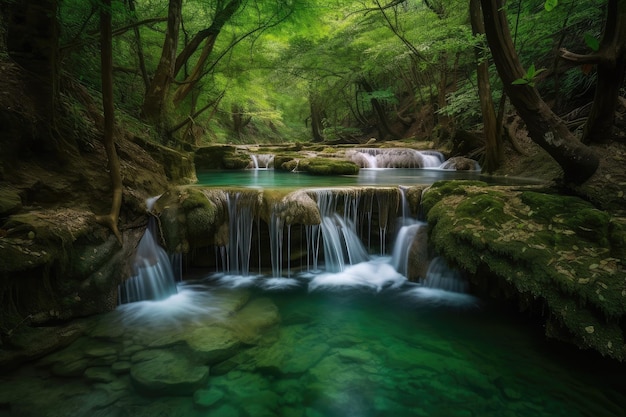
<box><xmin>422</xmin><ymin>181</ymin><xmax>626</xmax><ymax>361</ymax></box>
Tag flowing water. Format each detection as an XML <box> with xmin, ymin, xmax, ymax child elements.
<box><xmin>195</xmin><ymin>168</ymin><xmax>541</xmax><ymax>189</ymax></box>
<box><xmin>2</xmin><ymin>169</ymin><xmax>624</xmax><ymax>417</ymax></box>
<box><xmin>1</xmin><ymin>273</ymin><xmax>624</xmax><ymax>417</ymax></box>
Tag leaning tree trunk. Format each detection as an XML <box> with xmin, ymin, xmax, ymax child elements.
<box><xmin>171</xmin><ymin>0</ymin><xmax>243</xmax><ymax>106</ymax></box>
<box><xmin>560</xmin><ymin>0</ymin><xmax>626</xmax><ymax>144</ymax></box>
<box><xmin>470</xmin><ymin>0</ymin><xmax>501</xmax><ymax>172</ymax></box>
<box><xmin>97</xmin><ymin>0</ymin><xmax>123</xmax><ymax>245</ymax></box>
<box><xmin>141</xmin><ymin>0</ymin><xmax>182</xmax><ymax>126</ymax></box>
<box><xmin>480</xmin><ymin>0</ymin><xmax>599</xmax><ymax>184</ymax></box>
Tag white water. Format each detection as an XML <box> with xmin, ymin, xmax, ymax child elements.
<box><xmin>119</xmin><ymin>188</ymin><xmax>471</xmax><ymax>307</ymax></box>
<box><xmin>250</xmin><ymin>153</ymin><xmax>275</xmax><ymax>169</ymax></box>
<box><xmin>347</xmin><ymin>148</ymin><xmax>445</xmax><ymax>168</ymax></box>
<box><xmin>118</xmin><ymin>226</ymin><xmax>178</xmax><ymax>304</ymax></box>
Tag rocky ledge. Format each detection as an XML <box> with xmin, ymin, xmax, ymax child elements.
<box><xmin>422</xmin><ymin>181</ymin><xmax>626</xmax><ymax>360</ymax></box>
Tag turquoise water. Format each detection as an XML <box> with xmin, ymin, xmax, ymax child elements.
<box><xmin>1</xmin><ymin>273</ymin><xmax>624</xmax><ymax>417</ymax></box>
<box><xmin>195</xmin><ymin>169</ymin><xmax>540</xmax><ymax>189</ymax></box>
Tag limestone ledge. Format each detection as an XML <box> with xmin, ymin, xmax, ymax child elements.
<box><xmin>422</xmin><ymin>181</ymin><xmax>626</xmax><ymax>361</ymax></box>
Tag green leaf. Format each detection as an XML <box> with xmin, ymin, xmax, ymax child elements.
<box><xmin>512</xmin><ymin>78</ymin><xmax>529</xmax><ymax>85</ymax></box>
<box><xmin>544</xmin><ymin>0</ymin><xmax>558</xmax><ymax>11</ymax></box>
<box><xmin>527</xmin><ymin>63</ymin><xmax>536</xmax><ymax>78</ymax></box>
<box><xmin>584</xmin><ymin>33</ymin><xmax>600</xmax><ymax>52</ymax></box>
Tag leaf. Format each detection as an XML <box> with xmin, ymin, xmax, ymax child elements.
<box><xmin>584</xmin><ymin>33</ymin><xmax>600</xmax><ymax>52</ymax></box>
<box><xmin>512</xmin><ymin>78</ymin><xmax>529</xmax><ymax>85</ymax></box>
<box><xmin>544</xmin><ymin>0</ymin><xmax>558</xmax><ymax>11</ymax></box>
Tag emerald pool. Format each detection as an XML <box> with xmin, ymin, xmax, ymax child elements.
<box><xmin>1</xmin><ymin>271</ymin><xmax>624</xmax><ymax>417</ymax></box>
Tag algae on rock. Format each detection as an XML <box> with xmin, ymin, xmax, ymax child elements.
<box><xmin>423</xmin><ymin>181</ymin><xmax>626</xmax><ymax>360</ymax></box>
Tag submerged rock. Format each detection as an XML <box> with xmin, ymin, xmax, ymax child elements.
<box><xmin>130</xmin><ymin>349</ymin><xmax>209</xmax><ymax>396</ymax></box>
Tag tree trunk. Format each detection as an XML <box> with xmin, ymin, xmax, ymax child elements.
<box><xmin>469</xmin><ymin>0</ymin><xmax>501</xmax><ymax>172</ymax></box>
<box><xmin>128</xmin><ymin>0</ymin><xmax>150</xmax><ymax>90</ymax></box>
<box><xmin>171</xmin><ymin>0</ymin><xmax>243</xmax><ymax>105</ymax></box>
<box><xmin>480</xmin><ymin>0</ymin><xmax>599</xmax><ymax>184</ymax></box>
<box><xmin>141</xmin><ymin>0</ymin><xmax>182</xmax><ymax>126</ymax></box>
<box><xmin>560</xmin><ymin>0</ymin><xmax>626</xmax><ymax>143</ymax></box>
<box><xmin>309</xmin><ymin>92</ymin><xmax>325</xmax><ymax>142</ymax></box>
<box><xmin>97</xmin><ymin>0</ymin><xmax>123</xmax><ymax>245</ymax></box>
<box><xmin>359</xmin><ymin>78</ymin><xmax>400</xmax><ymax>140</ymax></box>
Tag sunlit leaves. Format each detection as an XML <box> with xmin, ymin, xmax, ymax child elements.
<box><xmin>544</xmin><ymin>0</ymin><xmax>558</xmax><ymax>12</ymax></box>
<box><xmin>584</xmin><ymin>33</ymin><xmax>600</xmax><ymax>51</ymax></box>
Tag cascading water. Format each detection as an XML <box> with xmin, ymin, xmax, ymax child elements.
<box><xmin>347</xmin><ymin>148</ymin><xmax>445</xmax><ymax>168</ymax></box>
<box><xmin>217</xmin><ymin>192</ymin><xmax>258</xmax><ymax>276</ymax></box>
<box><xmin>118</xmin><ymin>198</ymin><xmax>178</xmax><ymax>304</ymax></box>
<box><xmin>250</xmin><ymin>153</ymin><xmax>275</xmax><ymax>169</ymax></box>
<box><xmin>423</xmin><ymin>256</ymin><xmax>469</xmax><ymax>293</ymax></box>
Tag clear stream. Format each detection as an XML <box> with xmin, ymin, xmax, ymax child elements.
<box><xmin>1</xmin><ymin>168</ymin><xmax>624</xmax><ymax>417</ymax></box>
<box><xmin>1</xmin><ymin>275</ymin><xmax>625</xmax><ymax>417</ymax></box>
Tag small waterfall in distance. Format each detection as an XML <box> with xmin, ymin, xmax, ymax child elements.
<box><xmin>118</xmin><ymin>197</ymin><xmax>178</xmax><ymax>304</ymax></box>
<box><xmin>250</xmin><ymin>154</ymin><xmax>275</xmax><ymax>169</ymax></box>
<box><xmin>347</xmin><ymin>148</ymin><xmax>444</xmax><ymax>168</ymax></box>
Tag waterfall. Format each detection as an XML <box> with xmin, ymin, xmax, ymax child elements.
<box><xmin>390</xmin><ymin>222</ymin><xmax>426</xmax><ymax>277</ymax></box>
<box><xmin>118</xmin><ymin>217</ymin><xmax>178</xmax><ymax>304</ymax></box>
<box><xmin>305</xmin><ymin>190</ymin><xmax>370</xmax><ymax>273</ymax></box>
<box><xmin>218</xmin><ymin>192</ymin><xmax>257</xmax><ymax>276</ymax></box>
<box><xmin>347</xmin><ymin>148</ymin><xmax>444</xmax><ymax>168</ymax></box>
<box><xmin>250</xmin><ymin>154</ymin><xmax>275</xmax><ymax>169</ymax></box>
<box><xmin>423</xmin><ymin>256</ymin><xmax>469</xmax><ymax>293</ymax></box>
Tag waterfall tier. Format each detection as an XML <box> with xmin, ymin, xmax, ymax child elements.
<box><xmin>347</xmin><ymin>148</ymin><xmax>444</xmax><ymax>169</ymax></box>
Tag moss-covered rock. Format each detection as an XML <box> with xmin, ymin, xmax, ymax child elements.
<box><xmin>424</xmin><ymin>181</ymin><xmax>626</xmax><ymax>360</ymax></box>
<box><xmin>195</xmin><ymin>145</ymin><xmax>250</xmax><ymax>170</ymax></box>
<box><xmin>298</xmin><ymin>158</ymin><xmax>359</xmax><ymax>176</ymax></box>
<box><xmin>0</xmin><ymin>188</ymin><xmax>22</xmax><ymax>217</ymax></box>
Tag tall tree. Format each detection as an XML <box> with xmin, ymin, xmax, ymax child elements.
<box><xmin>479</xmin><ymin>0</ymin><xmax>599</xmax><ymax>184</ymax></box>
<box><xmin>469</xmin><ymin>0</ymin><xmax>501</xmax><ymax>172</ymax></box>
<box><xmin>141</xmin><ymin>0</ymin><xmax>182</xmax><ymax>125</ymax></box>
<box><xmin>171</xmin><ymin>0</ymin><xmax>243</xmax><ymax>105</ymax></box>
<box><xmin>97</xmin><ymin>0</ymin><xmax>123</xmax><ymax>244</ymax></box>
<box><xmin>560</xmin><ymin>0</ymin><xmax>626</xmax><ymax>143</ymax></box>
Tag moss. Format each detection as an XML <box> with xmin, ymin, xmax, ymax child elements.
<box><xmin>273</xmin><ymin>155</ymin><xmax>298</xmax><ymax>171</ymax></box>
<box><xmin>298</xmin><ymin>158</ymin><xmax>359</xmax><ymax>176</ymax></box>
<box><xmin>425</xmin><ymin>183</ymin><xmax>626</xmax><ymax>360</ymax></box>
<box><xmin>195</xmin><ymin>145</ymin><xmax>249</xmax><ymax>170</ymax></box>
<box><xmin>0</xmin><ymin>188</ymin><xmax>22</xmax><ymax>217</ymax></box>
<box><xmin>421</xmin><ymin>180</ymin><xmax>488</xmax><ymax>215</ymax></box>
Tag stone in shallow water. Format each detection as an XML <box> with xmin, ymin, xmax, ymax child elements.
<box><xmin>50</xmin><ymin>358</ymin><xmax>91</xmax><ymax>377</ymax></box>
<box><xmin>130</xmin><ymin>349</ymin><xmax>209</xmax><ymax>396</ymax></box>
<box><xmin>185</xmin><ymin>327</ymin><xmax>242</xmax><ymax>364</ymax></box>
<box><xmin>252</xmin><ymin>328</ymin><xmax>329</xmax><ymax>376</ymax></box>
<box><xmin>226</xmin><ymin>297</ymin><xmax>281</xmax><ymax>344</ymax></box>
<box><xmin>111</xmin><ymin>360</ymin><xmax>131</xmax><ymax>374</ymax></box>
<box><xmin>84</xmin><ymin>366</ymin><xmax>116</xmax><ymax>383</ymax></box>
<box><xmin>193</xmin><ymin>388</ymin><xmax>224</xmax><ymax>408</ymax></box>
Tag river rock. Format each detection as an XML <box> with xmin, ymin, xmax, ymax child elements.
<box><xmin>227</xmin><ymin>297</ymin><xmax>280</xmax><ymax>344</ymax></box>
<box><xmin>193</xmin><ymin>388</ymin><xmax>224</xmax><ymax>408</ymax></box>
<box><xmin>130</xmin><ymin>349</ymin><xmax>209</xmax><ymax>396</ymax></box>
<box><xmin>186</xmin><ymin>326</ymin><xmax>242</xmax><ymax>364</ymax></box>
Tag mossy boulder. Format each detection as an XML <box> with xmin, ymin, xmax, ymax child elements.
<box><xmin>424</xmin><ymin>181</ymin><xmax>626</xmax><ymax>360</ymax></box>
<box><xmin>298</xmin><ymin>158</ymin><xmax>359</xmax><ymax>176</ymax></box>
<box><xmin>195</xmin><ymin>145</ymin><xmax>250</xmax><ymax>170</ymax></box>
<box><xmin>153</xmin><ymin>187</ymin><xmax>227</xmax><ymax>252</ymax></box>
<box><xmin>0</xmin><ymin>188</ymin><xmax>22</xmax><ymax>217</ymax></box>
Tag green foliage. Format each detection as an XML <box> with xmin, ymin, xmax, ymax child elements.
<box><xmin>54</xmin><ymin>0</ymin><xmax>606</xmax><ymax>145</ymax></box>
<box><xmin>544</xmin><ymin>0</ymin><xmax>558</xmax><ymax>12</ymax></box>
<box><xmin>512</xmin><ymin>64</ymin><xmax>546</xmax><ymax>88</ymax></box>
<box><xmin>584</xmin><ymin>33</ymin><xmax>600</xmax><ymax>51</ymax></box>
